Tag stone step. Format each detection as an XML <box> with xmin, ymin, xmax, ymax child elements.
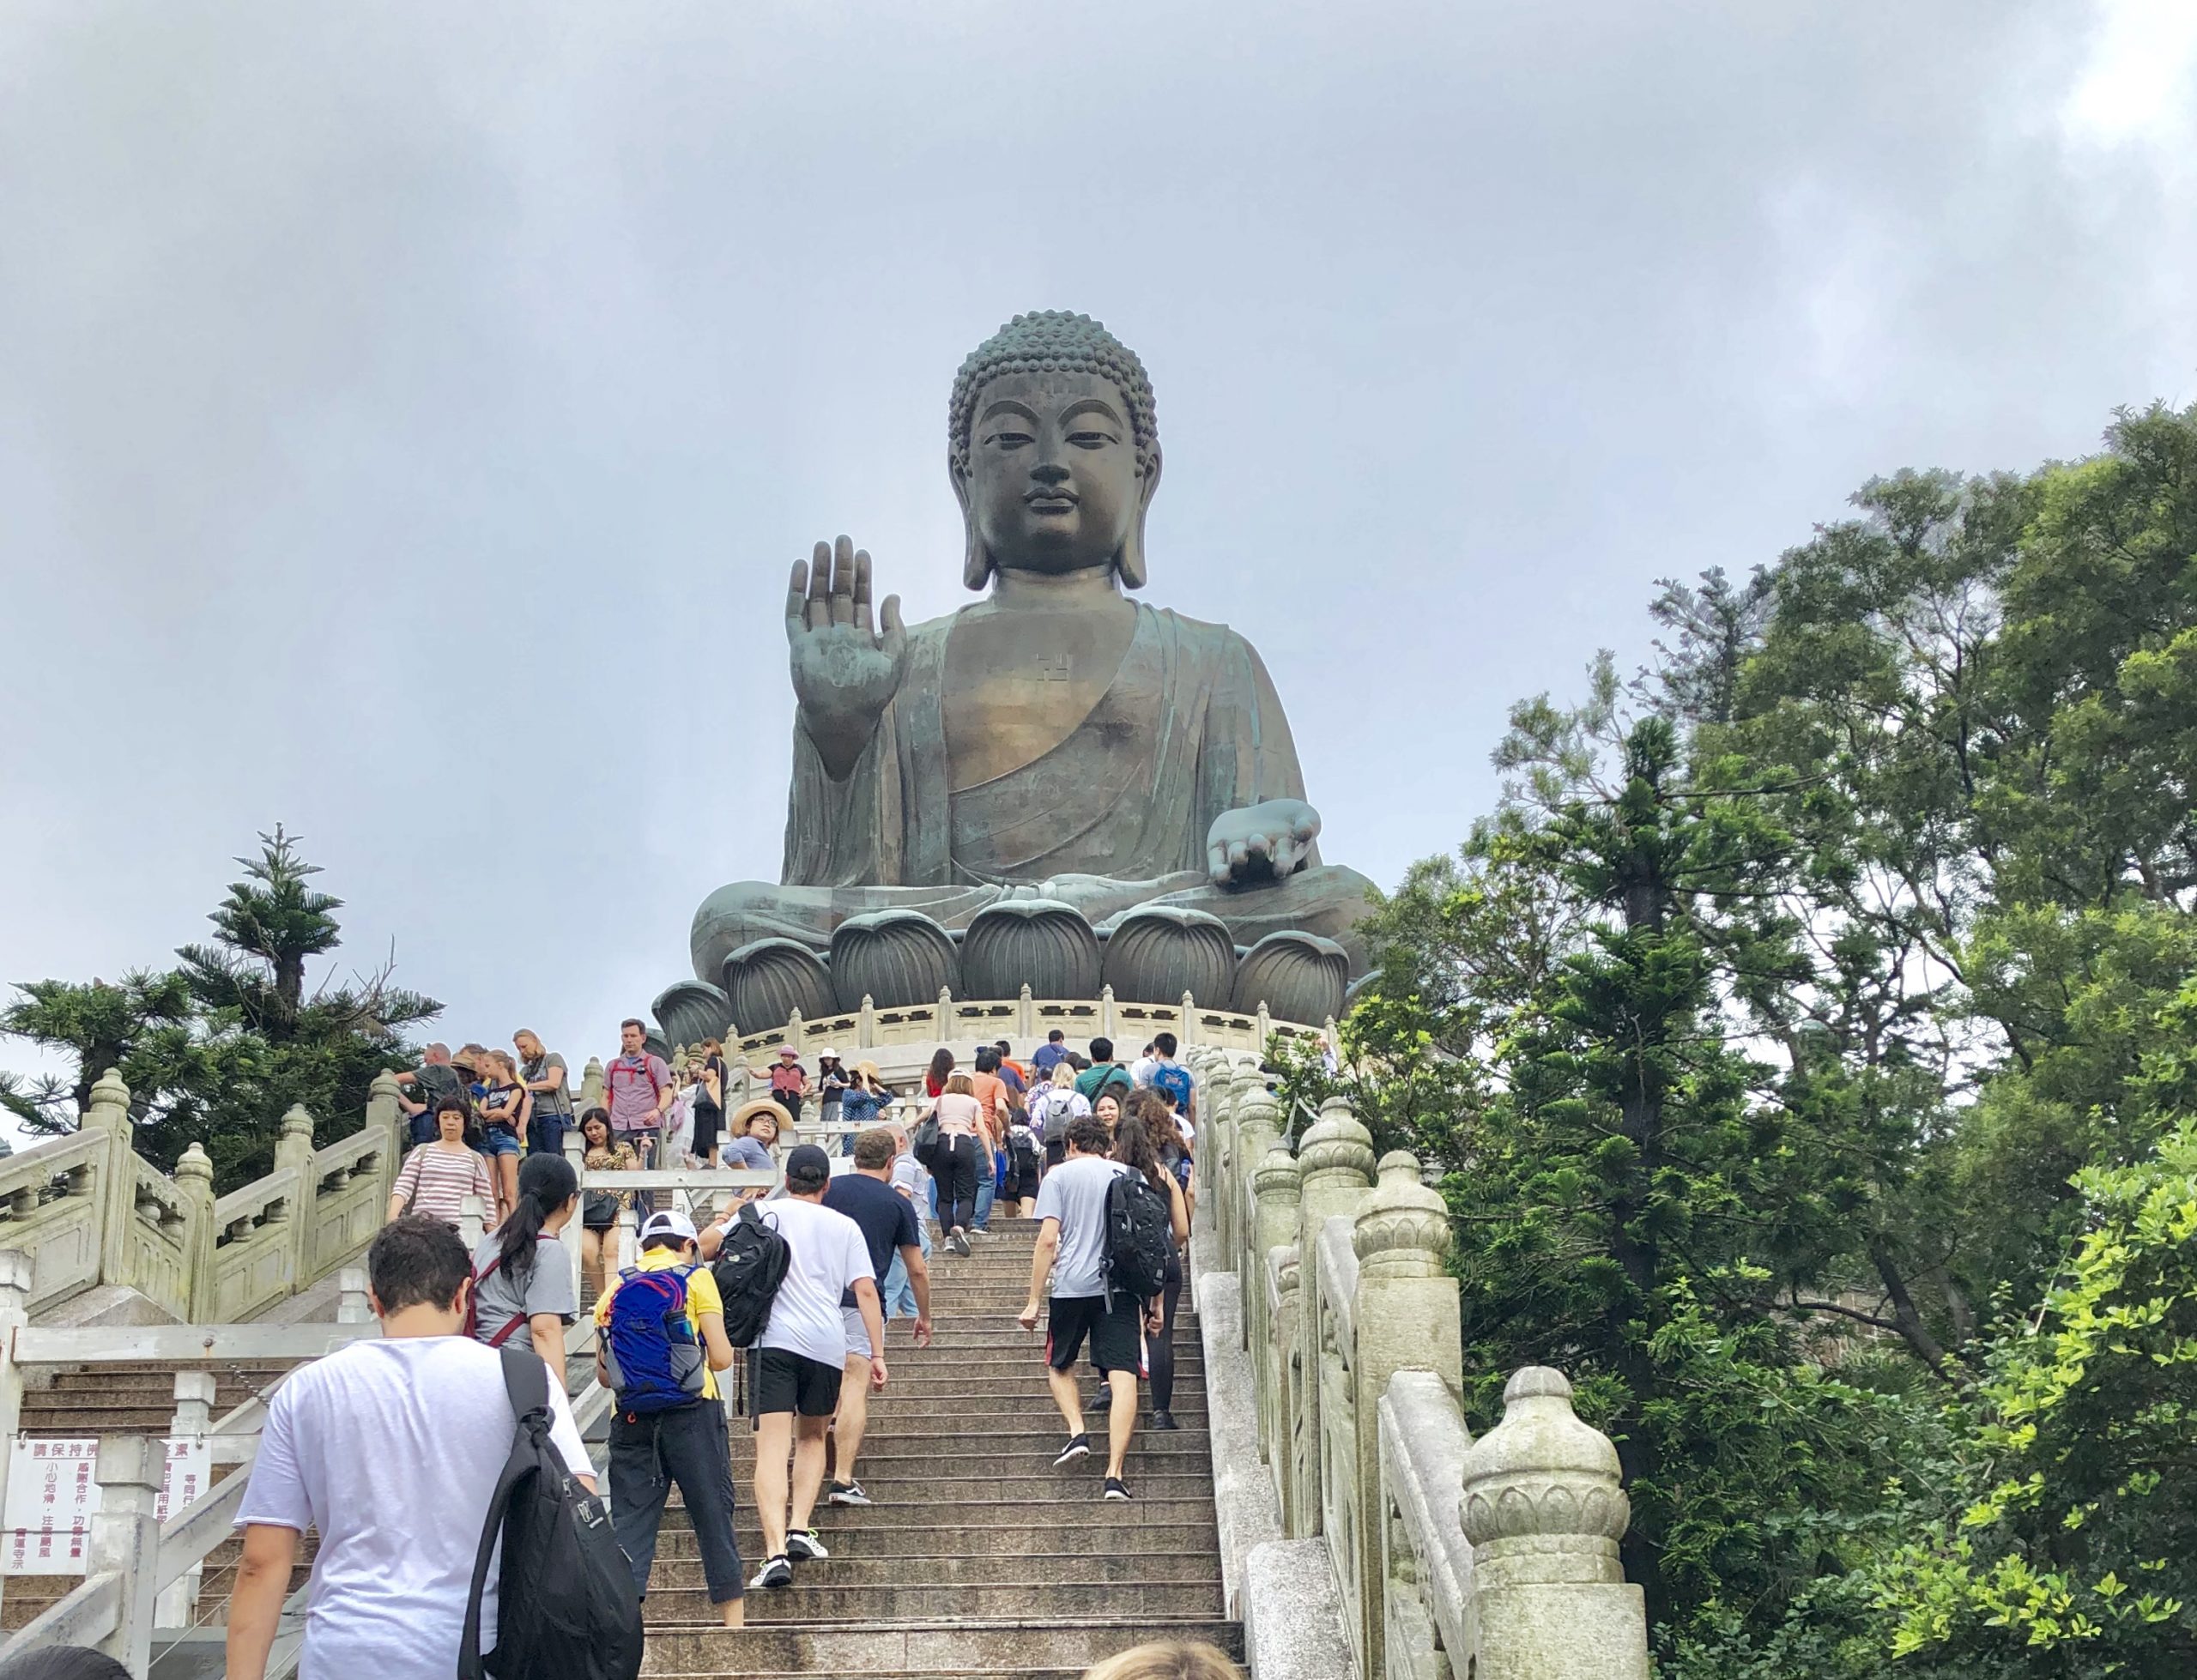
<box><xmin>723</xmin><ymin>1432</ymin><xmax>1211</xmax><ymax>1466</ymax></box>
<box><xmin>638</xmin><ymin>1617</ymin><xmax>1243</xmax><ymax>1673</ymax></box>
<box><xmin>713</xmin><ymin>1470</ymin><xmax>1215</xmax><ymax>1504</ymax></box>
<box><xmin>672</xmin><ymin>1550</ymin><xmax>1221</xmax><ymax>1589</ymax></box>
<box><xmin>651</xmin><ymin>1547</ymin><xmax>1224</xmax><ymax>1589</ymax></box>
<box><xmin>651</xmin><ymin>1495</ymin><xmax>1220</xmax><ymax>1533</ymax></box>
<box><xmin>651</xmin><ymin>1672</ymin><xmax>1086</xmax><ymax>1680</ymax></box>
<box><xmin>818</xmin><ymin>1349</ymin><xmax>1206</xmax><ymax>1370</ymax></box>
<box><xmin>644</xmin><ymin>1580</ymin><xmax>1227</xmax><ymax>1622</ymax></box>
<box><xmin>782</xmin><ymin>1393</ymin><xmax>1207</xmax><ymax>1421</ymax></box>
<box><xmin>648</xmin><ymin>1522</ymin><xmax>1219</xmax><ymax>1561</ymax></box>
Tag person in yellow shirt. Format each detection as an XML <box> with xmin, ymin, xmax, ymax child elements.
<box><xmin>592</xmin><ymin>1209</ymin><xmax>744</xmax><ymax>1625</ymax></box>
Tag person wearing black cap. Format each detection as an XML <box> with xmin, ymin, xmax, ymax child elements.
<box><xmin>737</xmin><ymin>1143</ymin><xmax>886</xmax><ymax>1590</ymax></box>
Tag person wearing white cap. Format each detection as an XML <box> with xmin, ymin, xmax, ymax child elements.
<box><xmin>591</xmin><ymin>1207</ymin><xmax>746</xmax><ymax>1626</ymax></box>
<box><xmin>736</xmin><ymin>1145</ymin><xmax>885</xmax><ymax>1591</ymax></box>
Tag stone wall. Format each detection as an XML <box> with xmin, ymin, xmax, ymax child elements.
<box><xmin>1186</xmin><ymin>1047</ymin><xmax>1652</xmax><ymax>1680</ymax></box>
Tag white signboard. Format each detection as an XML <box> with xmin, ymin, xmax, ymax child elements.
<box><xmin>3</xmin><ymin>1435</ymin><xmax>212</xmax><ymax>1576</ymax></box>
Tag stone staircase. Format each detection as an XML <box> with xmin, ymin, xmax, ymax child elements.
<box><xmin>4</xmin><ymin>1220</ymin><xmax>1238</xmax><ymax>1677</ymax></box>
<box><xmin>652</xmin><ymin>1214</ymin><xmax>1240</xmax><ymax>1677</ymax></box>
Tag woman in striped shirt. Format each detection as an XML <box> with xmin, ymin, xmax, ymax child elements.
<box><xmin>385</xmin><ymin>1095</ymin><xmax>496</xmax><ymax>1230</ymax></box>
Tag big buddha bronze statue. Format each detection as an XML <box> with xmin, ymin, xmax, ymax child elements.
<box><xmin>671</xmin><ymin>311</ymin><xmax>1375</xmax><ymax>1040</ymax></box>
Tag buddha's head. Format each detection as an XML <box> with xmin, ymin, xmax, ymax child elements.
<box><xmin>949</xmin><ymin>311</ymin><xmax>1163</xmax><ymax>591</ymax></box>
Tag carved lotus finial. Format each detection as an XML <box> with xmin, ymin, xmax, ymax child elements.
<box><xmin>1353</xmin><ymin>1150</ymin><xmax>1450</xmax><ymax>1277</ymax></box>
<box><xmin>175</xmin><ymin>1142</ymin><xmax>214</xmax><ymax>1185</ymax></box>
<box><xmin>1296</xmin><ymin>1096</ymin><xmax>1376</xmax><ymax>1187</ymax></box>
<box><xmin>1252</xmin><ymin>1137</ymin><xmax>1303</xmax><ymax>1205</ymax></box>
<box><xmin>1235</xmin><ymin>1081</ymin><xmax>1282</xmax><ymax>1133</ymax></box>
<box><xmin>1459</xmin><ymin>1366</ymin><xmax>1631</xmax><ymax>1583</ymax></box>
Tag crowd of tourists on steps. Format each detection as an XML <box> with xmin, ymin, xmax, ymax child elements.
<box><xmin>170</xmin><ymin>1016</ymin><xmax>1236</xmax><ymax>1680</ymax></box>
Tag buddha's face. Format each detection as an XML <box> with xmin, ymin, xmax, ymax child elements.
<box><xmin>960</xmin><ymin>369</ymin><xmax>1152</xmax><ymax>577</ymax></box>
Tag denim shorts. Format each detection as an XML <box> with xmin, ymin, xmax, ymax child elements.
<box><xmin>481</xmin><ymin>1125</ymin><xmax>522</xmax><ymax>1158</ymax></box>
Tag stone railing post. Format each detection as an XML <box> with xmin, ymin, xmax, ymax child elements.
<box><xmin>0</xmin><ymin>1250</ymin><xmax>32</xmax><ymax>1622</ymax></box>
<box><xmin>858</xmin><ymin>994</ymin><xmax>877</xmax><ymax>1049</ymax></box>
<box><xmin>1350</xmin><ymin>1151</ymin><xmax>1462</xmax><ymax>1676</ymax></box>
<box><xmin>82</xmin><ymin>1068</ymin><xmax>136</xmax><ymax>1290</ymax></box>
<box><xmin>274</xmin><ymin>1104</ymin><xmax>318</xmax><ymax>1290</ymax></box>
<box><xmin>458</xmin><ymin>1194</ymin><xmax>487</xmax><ymax>1257</ymax></box>
<box><xmin>337</xmin><ymin>1266</ymin><xmax>372</xmax><ymax>1324</ymax></box>
<box><xmin>1099</xmin><ymin>983</ymin><xmax>1116</xmax><ymax>1039</ymax></box>
<box><xmin>1461</xmin><ymin>1368</ymin><xmax>1651</xmax><ymax>1680</ymax></box>
<box><xmin>934</xmin><ymin>988</ymin><xmax>952</xmax><ymax>1039</ymax></box>
<box><xmin>366</xmin><ymin>1069</ymin><xmax>404</xmax><ymax>1204</ymax></box>
<box><xmin>1271</xmin><ymin>1246</ymin><xmax>1304</xmax><ymax>1532</ymax></box>
<box><xmin>154</xmin><ymin>1372</ymin><xmax>218</xmax><ymax>1626</ymax></box>
<box><xmin>578</xmin><ymin>1057</ymin><xmax>606</xmax><ymax>1115</ymax></box>
<box><xmin>175</xmin><ymin>1143</ymin><xmax>218</xmax><ymax>1322</ymax></box>
<box><xmin>88</xmin><ymin>1435</ymin><xmax>163</xmax><ymax>1673</ymax></box>
<box><xmin>1249</xmin><ymin>1142</ymin><xmax>1301</xmax><ymax>1476</ymax></box>
<box><xmin>1229</xmin><ymin>1082</ymin><xmax>1284</xmax><ymax>1292</ymax></box>
<box><xmin>1292</xmin><ymin>1097</ymin><xmax>1375</xmax><ymax>1538</ymax></box>
<box><xmin>1179</xmin><ymin>990</ymin><xmax>1196</xmax><ymax>1048</ymax></box>
<box><xmin>1019</xmin><ymin>984</ymin><xmax>1034</xmax><ymax>1039</ymax></box>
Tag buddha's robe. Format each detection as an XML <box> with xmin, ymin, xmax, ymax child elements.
<box><xmin>690</xmin><ymin>602</ymin><xmax>1373</xmax><ymax>982</ymax></box>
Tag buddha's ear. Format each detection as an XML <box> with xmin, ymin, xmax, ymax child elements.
<box><xmin>1118</xmin><ymin>442</ymin><xmax>1164</xmax><ymax>591</ymax></box>
<box><xmin>951</xmin><ymin>451</ymin><xmax>991</xmax><ymax>591</ymax></box>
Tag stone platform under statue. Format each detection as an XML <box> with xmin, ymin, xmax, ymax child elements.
<box><xmin>654</xmin><ymin>311</ymin><xmax>1378</xmax><ymax>1045</ymax></box>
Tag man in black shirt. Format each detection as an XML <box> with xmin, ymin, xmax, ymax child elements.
<box><xmin>820</xmin><ymin>1128</ymin><xmax>933</xmax><ymax>1507</ymax></box>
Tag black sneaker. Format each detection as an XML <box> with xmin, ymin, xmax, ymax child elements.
<box><xmin>1053</xmin><ymin>1432</ymin><xmax>1091</xmax><ymax>1467</ymax></box>
<box><xmin>1104</xmin><ymin>1476</ymin><xmax>1132</xmax><ymax>1501</ymax></box>
<box><xmin>948</xmin><ymin>1229</ymin><xmax>971</xmax><ymax>1257</ymax></box>
<box><xmin>748</xmin><ymin>1554</ymin><xmax>794</xmax><ymax>1589</ymax></box>
<box><xmin>826</xmin><ymin>1479</ymin><xmax>871</xmax><ymax>1507</ymax></box>
<box><xmin>1151</xmin><ymin>1409</ymin><xmax>1179</xmax><ymax>1431</ymax></box>
<box><xmin>784</xmin><ymin>1528</ymin><xmax>831</xmax><ymax>1561</ymax></box>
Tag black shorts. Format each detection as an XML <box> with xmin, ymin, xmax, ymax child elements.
<box><xmin>1001</xmin><ymin>1145</ymin><xmax>1041</xmax><ymax>1202</ymax></box>
<box><xmin>691</xmin><ymin>1104</ymin><xmax>723</xmax><ymax>1159</ymax></box>
<box><xmin>751</xmin><ymin>1347</ymin><xmax>844</xmax><ymax>1417</ymax></box>
<box><xmin>1046</xmin><ymin>1294</ymin><xmax>1143</xmax><ymax>1377</ymax></box>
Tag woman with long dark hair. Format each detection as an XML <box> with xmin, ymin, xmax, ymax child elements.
<box><xmin>1112</xmin><ymin>1093</ymin><xmax>1191</xmax><ymax>1431</ymax></box>
<box><xmin>924</xmin><ymin>1047</ymin><xmax>955</xmax><ymax>1098</ymax></box>
<box><xmin>578</xmin><ymin>1107</ymin><xmax>638</xmax><ymax>1278</ymax></box>
<box><xmin>471</xmin><ymin>1151</ymin><xmax>580</xmax><ymax>1375</ymax></box>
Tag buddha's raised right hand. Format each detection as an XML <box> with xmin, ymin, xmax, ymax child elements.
<box><xmin>785</xmin><ymin>535</ymin><xmax>909</xmax><ymax>779</ymax></box>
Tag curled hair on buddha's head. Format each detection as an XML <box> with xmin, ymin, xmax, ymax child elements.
<box><xmin>948</xmin><ymin>311</ymin><xmax>1160</xmax><ymax>590</ymax></box>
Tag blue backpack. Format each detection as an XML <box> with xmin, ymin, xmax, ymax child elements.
<box><xmin>602</xmin><ymin>1266</ymin><xmax>707</xmax><ymax>1414</ymax></box>
<box><xmin>1153</xmin><ymin>1061</ymin><xmax>1194</xmax><ymax>1115</ymax></box>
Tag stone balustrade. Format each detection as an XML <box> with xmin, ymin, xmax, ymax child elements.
<box><xmin>727</xmin><ymin>983</ymin><xmax>1335</xmax><ymax>1067</ymax></box>
<box><xmin>1185</xmin><ymin>1046</ymin><xmax>1650</xmax><ymax>1680</ymax></box>
<box><xmin>0</xmin><ymin>1065</ymin><xmax>414</xmax><ymax>1325</ymax></box>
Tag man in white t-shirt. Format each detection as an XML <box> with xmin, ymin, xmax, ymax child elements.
<box><xmin>226</xmin><ymin>1216</ymin><xmax>595</xmax><ymax>1680</ymax></box>
<box><xmin>1020</xmin><ymin>1115</ymin><xmax>1158</xmax><ymax>1502</ymax></box>
<box><xmin>717</xmin><ymin>1143</ymin><xmax>885</xmax><ymax>1591</ymax></box>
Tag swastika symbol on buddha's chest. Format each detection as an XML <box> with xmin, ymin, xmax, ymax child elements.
<box><xmin>1034</xmin><ymin>653</ymin><xmax>1072</xmax><ymax>683</ymax></box>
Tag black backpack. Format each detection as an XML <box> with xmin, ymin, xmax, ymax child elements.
<box><xmin>1103</xmin><ymin>1170</ymin><xmax>1175</xmax><ymax>1305</ymax></box>
<box><xmin>711</xmin><ymin>1200</ymin><xmax>791</xmax><ymax>1349</ymax></box>
<box><xmin>460</xmin><ymin>1347</ymin><xmax>643</xmax><ymax>1680</ymax></box>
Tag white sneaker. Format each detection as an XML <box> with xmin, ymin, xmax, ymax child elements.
<box><xmin>749</xmin><ymin>1554</ymin><xmax>793</xmax><ymax>1589</ymax></box>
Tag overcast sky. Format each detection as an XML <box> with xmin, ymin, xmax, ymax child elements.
<box><xmin>4</xmin><ymin>1</ymin><xmax>2194</xmax><ymax>1113</ymax></box>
